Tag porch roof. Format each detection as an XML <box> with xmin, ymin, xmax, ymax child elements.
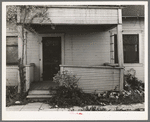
<box><xmin>18</xmin><ymin>5</ymin><xmax>121</xmax><ymax>25</ymax></box>
<box><xmin>22</xmin><ymin>5</ymin><xmax>125</xmax><ymax>9</ymax></box>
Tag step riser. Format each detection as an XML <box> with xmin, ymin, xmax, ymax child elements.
<box><xmin>27</xmin><ymin>99</ymin><xmax>49</xmax><ymax>102</ymax></box>
<box><xmin>26</xmin><ymin>94</ymin><xmax>54</xmax><ymax>99</ymax></box>
<box><xmin>28</xmin><ymin>90</ymin><xmax>50</xmax><ymax>95</ymax></box>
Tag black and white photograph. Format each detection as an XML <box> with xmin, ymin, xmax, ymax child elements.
<box><xmin>2</xmin><ymin>1</ymin><xmax>148</xmax><ymax>120</ymax></box>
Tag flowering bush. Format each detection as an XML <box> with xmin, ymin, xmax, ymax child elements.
<box><xmin>53</xmin><ymin>70</ymin><xmax>80</xmax><ymax>89</ymax></box>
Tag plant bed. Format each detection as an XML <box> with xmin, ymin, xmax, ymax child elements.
<box><xmin>6</xmin><ymin>86</ymin><xmax>28</xmax><ymax>107</ymax></box>
<box><xmin>48</xmin><ymin>69</ymin><xmax>144</xmax><ymax>108</ymax></box>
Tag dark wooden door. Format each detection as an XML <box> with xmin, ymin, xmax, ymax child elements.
<box><xmin>43</xmin><ymin>37</ymin><xmax>61</xmax><ymax>81</ymax></box>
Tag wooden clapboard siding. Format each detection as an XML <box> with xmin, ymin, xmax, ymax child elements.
<box><xmin>24</xmin><ymin>8</ymin><xmax>118</xmax><ymax>24</ymax></box>
<box><xmin>110</xmin><ymin>17</ymin><xmax>145</xmax><ymax>82</ymax></box>
<box><xmin>122</xmin><ymin>18</ymin><xmax>144</xmax><ymax>82</ymax></box>
<box><xmin>26</xmin><ymin>31</ymin><xmax>40</xmax><ymax>81</ymax></box>
<box><xmin>122</xmin><ymin>18</ymin><xmax>144</xmax><ymax>30</ymax></box>
<box><xmin>124</xmin><ymin>65</ymin><xmax>144</xmax><ymax>81</ymax></box>
<box><xmin>62</xmin><ymin>66</ymin><xmax>120</xmax><ymax>93</ymax></box>
<box><xmin>6</xmin><ymin>66</ymin><xmax>18</xmax><ymax>86</ymax></box>
<box><xmin>65</xmin><ymin>31</ymin><xmax>110</xmax><ymax>65</ymax></box>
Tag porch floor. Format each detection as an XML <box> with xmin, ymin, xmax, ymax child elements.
<box><xmin>30</xmin><ymin>81</ymin><xmax>59</xmax><ymax>90</ymax></box>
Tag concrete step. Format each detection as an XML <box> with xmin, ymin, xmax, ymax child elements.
<box><xmin>28</xmin><ymin>90</ymin><xmax>50</xmax><ymax>95</ymax></box>
<box><xmin>28</xmin><ymin>89</ymin><xmax>56</xmax><ymax>95</ymax></box>
<box><xmin>26</xmin><ymin>94</ymin><xmax>53</xmax><ymax>99</ymax></box>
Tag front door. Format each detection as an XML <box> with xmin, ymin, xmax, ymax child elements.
<box><xmin>43</xmin><ymin>37</ymin><xmax>61</xmax><ymax>81</ymax></box>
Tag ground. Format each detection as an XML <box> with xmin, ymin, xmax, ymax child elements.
<box><xmin>6</xmin><ymin>102</ymin><xmax>144</xmax><ymax>111</ymax></box>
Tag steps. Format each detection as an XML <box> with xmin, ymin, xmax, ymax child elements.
<box><xmin>26</xmin><ymin>81</ymin><xmax>58</xmax><ymax>101</ymax></box>
<box><xmin>26</xmin><ymin>89</ymin><xmax>56</xmax><ymax>101</ymax></box>
<box><xmin>28</xmin><ymin>90</ymin><xmax>50</xmax><ymax>95</ymax></box>
<box><xmin>27</xmin><ymin>94</ymin><xmax>52</xmax><ymax>99</ymax></box>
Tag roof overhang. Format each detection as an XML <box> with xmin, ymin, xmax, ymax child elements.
<box><xmin>18</xmin><ymin>6</ymin><xmax>122</xmax><ymax>25</ymax></box>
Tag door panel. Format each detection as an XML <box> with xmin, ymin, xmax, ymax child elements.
<box><xmin>43</xmin><ymin>37</ymin><xmax>61</xmax><ymax>81</ymax></box>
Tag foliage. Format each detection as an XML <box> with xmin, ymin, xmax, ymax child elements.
<box><xmin>6</xmin><ymin>86</ymin><xmax>18</xmax><ymax>101</ymax></box>
<box><xmin>49</xmin><ymin>69</ymin><xmax>144</xmax><ymax>107</ymax></box>
<box><xmin>81</xmin><ymin>106</ymin><xmax>107</xmax><ymax>111</ymax></box>
<box><xmin>18</xmin><ymin>59</ymin><xmax>26</xmax><ymax>95</ymax></box>
<box><xmin>53</xmin><ymin>70</ymin><xmax>80</xmax><ymax>89</ymax></box>
<box><xmin>124</xmin><ymin>68</ymin><xmax>144</xmax><ymax>91</ymax></box>
<box><xmin>6</xmin><ymin>86</ymin><xmax>28</xmax><ymax>107</ymax></box>
<box><xmin>49</xmin><ymin>86</ymin><xmax>106</xmax><ymax>108</ymax></box>
<box><xmin>6</xmin><ymin>5</ymin><xmax>53</xmax><ymax>31</ymax></box>
<box><xmin>6</xmin><ymin>5</ymin><xmax>17</xmax><ymax>24</ymax></box>
<box><xmin>97</xmin><ymin>69</ymin><xmax>144</xmax><ymax>104</ymax></box>
<box><xmin>122</xmin><ymin>68</ymin><xmax>144</xmax><ymax>103</ymax></box>
<box><xmin>79</xmin><ymin>106</ymin><xmax>144</xmax><ymax>111</ymax></box>
<box><xmin>49</xmin><ymin>71</ymin><xmax>102</xmax><ymax>107</ymax></box>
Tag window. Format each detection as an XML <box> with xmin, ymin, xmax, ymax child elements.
<box><xmin>114</xmin><ymin>34</ymin><xmax>139</xmax><ymax>63</ymax></box>
<box><xmin>6</xmin><ymin>36</ymin><xmax>18</xmax><ymax>65</ymax></box>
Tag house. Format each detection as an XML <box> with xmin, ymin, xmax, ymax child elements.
<box><xmin>6</xmin><ymin>5</ymin><xmax>145</xmax><ymax>96</ymax></box>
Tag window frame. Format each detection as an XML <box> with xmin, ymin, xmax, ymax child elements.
<box><xmin>6</xmin><ymin>35</ymin><xmax>18</xmax><ymax>66</ymax></box>
<box><xmin>110</xmin><ymin>31</ymin><xmax>142</xmax><ymax>65</ymax></box>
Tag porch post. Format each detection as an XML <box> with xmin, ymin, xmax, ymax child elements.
<box><xmin>17</xmin><ymin>25</ymin><xmax>23</xmax><ymax>93</ymax></box>
<box><xmin>17</xmin><ymin>6</ymin><xmax>22</xmax><ymax>93</ymax></box>
<box><xmin>117</xmin><ymin>8</ymin><xmax>124</xmax><ymax>91</ymax></box>
<box><xmin>24</xmin><ymin>31</ymin><xmax>27</xmax><ymax>65</ymax></box>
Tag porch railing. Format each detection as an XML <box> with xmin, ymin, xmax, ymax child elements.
<box><xmin>60</xmin><ymin>65</ymin><xmax>123</xmax><ymax>93</ymax></box>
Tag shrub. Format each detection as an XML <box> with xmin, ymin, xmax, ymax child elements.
<box><xmin>49</xmin><ymin>71</ymin><xmax>103</xmax><ymax>107</ymax></box>
<box><xmin>49</xmin><ymin>69</ymin><xmax>144</xmax><ymax>108</ymax></box>
<box><xmin>49</xmin><ymin>85</ymin><xmax>104</xmax><ymax>108</ymax></box>
<box><xmin>122</xmin><ymin>68</ymin><xmax>144</xmax><ymax>104</ymax></box>
<box><xmin>124</xmin><ymin>68</ymin><xmax>144</xmax><ymax>92</ymax></box>
<box><xmin>6</xmin><ymin>86</ymin><xmax>18</xmax><ymax>106</ymax></box>
<box><xmin>97</xmin><ymin>69</ymin><xmax>145</xmax><ymax>104</ymax></box>
<box><xmin>6</xmin><ymin>86</ymin><xmax>28</xmax><ymax>106</ymax></box>
<box><xmin>53</xmin><ymin>70</ymin><xmax>80</xmax><ymax>89</ymax></box>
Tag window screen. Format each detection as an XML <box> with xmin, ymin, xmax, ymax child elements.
<box><xmin>114</xmin><ymin>34</ymin><xmax>139</xmax><ymax>63</ymax></box>
<box><xmin>6</xmin><ymin>36</ymin><xmax>18</xmax><ymax>65</ymax></box>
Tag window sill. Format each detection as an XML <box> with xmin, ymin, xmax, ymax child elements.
<box><xmin>115</xmin><ymin>63</ymin><xmax>143</xmax><ymax>67</ymax></box>
<box><xmin>124</xmin><ymin>63</ymin><xmax>143</xmax><ymax>67</ymax></box>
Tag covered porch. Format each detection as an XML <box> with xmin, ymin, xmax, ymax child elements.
<box><xmin>17</xmin><ymin>5</ymin><xmax>124</xmax><ymax>94</ymax></box>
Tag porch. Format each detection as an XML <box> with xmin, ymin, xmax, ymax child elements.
<box><xmin>26</xmin><ymin>81</ymin><xmax>58</xmax><ymax>99</ymax></box>
<box><xmin>16</xmin><ymin>5</ymin><xmax>124</xmax><ymax>96</ymax></box>
<box><xmin>22</xmin><ymin>64</ymin><xmax>123</xmax><ymax>94</ymax></box>
<box><xmin>25</xmin><ymin>64</ymin><xmax>123</xmax><ymax>99</ymax></box>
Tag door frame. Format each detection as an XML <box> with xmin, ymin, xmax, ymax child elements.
<box><xmin>39</xmin><ymin>33</ymin><xmax>65</xmax><ymax>81</ymax></box>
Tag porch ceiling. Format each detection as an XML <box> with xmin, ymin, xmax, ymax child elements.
<box><xmin>28</xmin><ymin>24</ymin><xmax>117</xmax><ymax>33</ymax></box>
